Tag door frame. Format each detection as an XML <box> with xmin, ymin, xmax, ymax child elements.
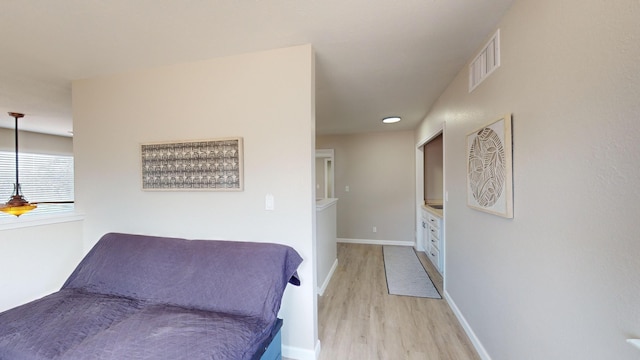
<box><xmin>416</xmin><ymin>123</ymin><xmax>446</xmax><ymax>284</ymax></box>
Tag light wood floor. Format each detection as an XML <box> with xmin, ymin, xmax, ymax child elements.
<box><xmin>314</xmin><ymin>243</ymin><xmax>480</xmax><ymax>360</ymax></box>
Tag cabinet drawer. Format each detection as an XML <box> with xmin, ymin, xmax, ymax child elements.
<box><xmin>429</xmin><ymin>225</ymin><xmax>440</xmax><ymax>242</ymax></box>
<box><xmin>429</xmin><ymin>237</ymin><xmax>439</xmax><ymax>251</ymax></box>
<box><xmin>427</xmin><ymin>213</ymin><xmax>441</xmax><ymax>229</ymax></box>
<box><xmin>429</xmin><ymin>232</ymin><xmax>439</xmax><ymax>250</ymax></box>
<box><xmin>428</xmin><ymin>244</ymin><xmax>440</xmax><ymax>270</ymax></box>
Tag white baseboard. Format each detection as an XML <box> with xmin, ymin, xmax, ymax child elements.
<box><xmin>318</xmin><ymin>259</ymin><xmax>338</xmax><ymax>296</ymax></box>
<box><xmin>444</xmin><ymin>290</ymin><xmax>492</xmax><ymax>360</ymax></box>
<box><xmin>337</xmin><ymin>238</ymin><xmax>414</xmax><ymax>247</ymax></box>
<box><xmin>283</xmin><ymin>340</ymin><xmax>321</xmax><ymax>360</ymax></box>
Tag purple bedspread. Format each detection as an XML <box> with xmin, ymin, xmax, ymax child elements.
<box><xmin>0</xmin><ymin>233</ymin><xmax>303</xmax><ymax>360</ymax></box>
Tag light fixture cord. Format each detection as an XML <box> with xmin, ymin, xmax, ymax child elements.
<box><xmin>13</xmin><ymin>115</ymin><xmax>19</xmax><ymax>186</ymax></box>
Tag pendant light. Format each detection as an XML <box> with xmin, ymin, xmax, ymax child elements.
<box><xmin>0</xmin><ymin>112</ymin><xmax>37</xmax><ymax>216</ymax></box>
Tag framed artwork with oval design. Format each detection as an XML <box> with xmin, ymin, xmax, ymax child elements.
<box><xmin>466</xmin><ymin>114</ymin><xmax>513</xmax><ymax>218</ymax></box>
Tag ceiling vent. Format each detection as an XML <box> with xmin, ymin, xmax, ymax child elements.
<box><xmin>469</xmin><ymin>29</ymin><xmax>500</xmax><ymax>92</ymax></box>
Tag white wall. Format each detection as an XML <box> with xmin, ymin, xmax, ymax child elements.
<box><xmin>417</xmin><ymin>0</ymin><xmax>640</xmax><ymax>359</ymax></box>
<box><xmin>0</xmin><ymin>130</ymin><xmax>81</xmax><ymax>313</ymax></box>
<box><xmin>0</xmin><ymin>219</ymin><xmax>84</xmax><ymax>312</ymax></box>
<box><xmin>316</xmin><ymin>199</ymin><xmax>337</xmax><ymax>295</ymax></box>
<box><xmin>317</xmin><ymin>131</ymin><xmax>416</xmax><ymax>244</ymax></box>
<box><xmin>0</xmin><ymin>128</ymin><xmax>73</xmax><ymax>155</ymax></box>
<box><xmin>72</xmin><ymin>45</ymin><xmax>318</xmax><ymax>358</ymax></box>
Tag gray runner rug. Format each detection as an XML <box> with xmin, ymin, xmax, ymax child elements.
<box><xmin>383</xmin><ymin>245</ymin><xmax>441</xmax><ymax>299</ymax></box>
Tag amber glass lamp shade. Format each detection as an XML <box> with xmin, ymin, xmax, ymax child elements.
<box><xmin>0</xmin><ymin>184</ymin><xmax>37</xmax><ymax>217</ymax></box>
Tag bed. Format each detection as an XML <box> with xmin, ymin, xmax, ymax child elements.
<box><xmin>0</xmin><ymin>232</ymin><xmax>303</xmax><ymax>360</ymax></box>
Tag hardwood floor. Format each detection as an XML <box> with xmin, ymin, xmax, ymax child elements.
<box><xmin>315</xmin><ymin>243</ymin><xmax>480</xmax><ymax>360</ymax></box>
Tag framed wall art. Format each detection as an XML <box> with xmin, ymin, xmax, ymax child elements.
<box><xmin>141</xmin><ymin>137</ymin><xmax>243</xmax><ymax>191</ymax></box>
<box><xmin>466</xmin><ymin>114</ymin><xmax>513</xmax><ymax>218</ymax></box>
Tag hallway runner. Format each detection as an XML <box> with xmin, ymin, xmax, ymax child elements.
<box><xmin>383</xmin><ymin>245</ymin><xmax>441</xmax><ymax>299</ymax></box>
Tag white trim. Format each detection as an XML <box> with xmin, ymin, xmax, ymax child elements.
<box><xmin>283</xmin><ymin>340</ymin><xmax>321</xmax><ymax>360</ymax></box>
<box><xmin>416</xmin><ymin>124</ymin><xmax>445</xmax><ymax>148</ymax></box>
<box><xmin>416</xmin><ymin>144</ymin><xmax>425</xmax><ymax>252</ymax></box>
<box><xmin>315</xmin><ymin>149</ymin><xmax>334</xmax><ymax>158</ymax></box>
<box><xmin>315</xmin><ymin>338</ymin><xmax>321</xmax><ymax>359</ymax></box>
<box><xmin>317</xmin><ymin>259</ymin><xmax>338</xmax><ymax>296</ymax></box>
<box><xmin>416</xmin><ymin>123</ymin><xmax>446</xmax><ymax>283</ymax></box>
<box><xmin>0</xmin><ymin>212</ymin><xmax>84</xmax><ymax>231</ymax></box>
<box><xmin>323</xmin><ymin>158</ymin><xmax>331</xmax><ymax>198</ymax></box>
<box><xmin>337</xmin><ymin>238</ymin><xmax>414</xmax><ymax>247</ymax></box>
<box><xmin>626</xmin><ymin>339</ymin><xmax>640</xmax><ymax>350</ymax></box>
<box><xmin>444</xmin><ymin>290</ymin><xmax>492</xmax><ymax>360</ymax></box>
<box><xmin>315</xmin><ymin>198</ymin><xmax>338</xmax><ymax>211</ymax></box>
<box><xmin>441</xmin><ymin>122</ymin><xmax>447</xmax><ymax>289</ymax></box>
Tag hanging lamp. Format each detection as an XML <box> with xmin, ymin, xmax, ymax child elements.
<box><xmin>0</xmin><ymin>112</ymin><xmax>37</xmax><ymax>216</ymax></box>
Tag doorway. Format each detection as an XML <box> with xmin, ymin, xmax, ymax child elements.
<box><xmin>316</xmin><ymin>149</ymin><xmax>335</xmax><ymax>199</ymax></box>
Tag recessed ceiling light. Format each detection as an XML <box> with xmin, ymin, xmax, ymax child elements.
<box><xmin>382</xmin><ymin>116</ymin><xmax>401</xmax><ymax>124</ymax></box>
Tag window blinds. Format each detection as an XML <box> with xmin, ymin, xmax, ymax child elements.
<box><xmin>0</xmin><ymin>151</ymin><xmax>74</xmax><ymax>217</ymax></box>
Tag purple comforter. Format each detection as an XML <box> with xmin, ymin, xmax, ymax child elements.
<box><xmin>0</xmin><ymin>233</ymin><xmax>303</xmax><ymax>360</ymax></box>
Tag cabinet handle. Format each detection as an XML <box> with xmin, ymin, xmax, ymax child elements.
<box><xmin>431</xmin><ymin>239</ymin><xmax>435</xmax><ymax>243</ymax></box>
<box><xmin>430</xmin><ymin>253</ymin><xmax>436</xmax><ymax>257</ymax></box>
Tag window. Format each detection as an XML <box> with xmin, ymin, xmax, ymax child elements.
<box><xmin>0</xmin><ymin>151</ymin><xmax>74</xmax><ymax>217</ymax></box>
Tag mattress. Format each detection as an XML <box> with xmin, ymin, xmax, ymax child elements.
<box><xmin>0</xmin><ymin>232</ymin><xmax>303</xmax><ymax>360</ymax></box>
<box><xmin>0</xmin><ymin>289</ymin><xmax>276</xmax><ymax>360</ymax></box>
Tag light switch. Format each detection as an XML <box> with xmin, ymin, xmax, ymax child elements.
<box><xmin>265</xmin><ymin>194</ymin><xmax>275</xmax><ymax>211</ymax></box>
<box><xmin>345</xmin><ymin>185</ymin><xmax>350</xmax><ymax>192</ymax></box>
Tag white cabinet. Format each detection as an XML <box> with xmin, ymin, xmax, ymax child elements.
<box><xmin>425</xmin><ymin>211</ymin><xmax>443</xmax><ymax>274</ymax></box>
<box><xmin>421</xmin><ymin>211</ymin><xmax>429</xmax><ymax>251</ymax></box>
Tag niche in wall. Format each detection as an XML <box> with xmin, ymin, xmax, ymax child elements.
<box><xmin>423</xmin><ymin>133</ymin><xmax>443</xmax><ymax>204</ymax></box>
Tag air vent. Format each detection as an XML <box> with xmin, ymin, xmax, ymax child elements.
<box><xmin>469</xmin><ymin>29</ymin><xmax>500</xmax><ymax>92</ymax></box>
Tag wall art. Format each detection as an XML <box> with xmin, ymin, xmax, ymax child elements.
<box><xmin>141</xmin><ymin>137</ymin><xmax>243</xmax><ymax>191</ymax></box>
<box><xmin>466</xmin><ymin>114</ymin><xmax>513</xmax><ymax>218</ymax></box>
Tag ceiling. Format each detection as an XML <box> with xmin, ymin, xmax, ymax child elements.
<box><xmin>0</xmin><ymin>0</ymin><xmax>514</xmax><ymax>137</ymax></box>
